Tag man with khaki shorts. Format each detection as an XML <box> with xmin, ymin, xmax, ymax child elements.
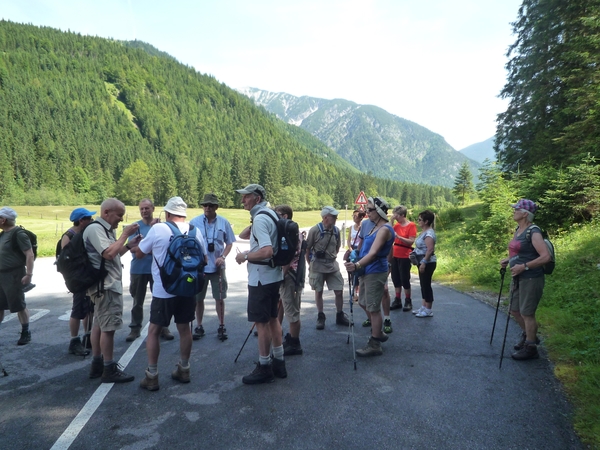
<box><xmin>305</xmin><ymin>206</ymin><xmax>348</xmax><ymax>330</ymax></box>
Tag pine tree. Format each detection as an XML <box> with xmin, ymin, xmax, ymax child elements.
<box><xmin>452</xmin><ymin>162</ymin><xmax>474</xmax><ymax>205</ymax></box>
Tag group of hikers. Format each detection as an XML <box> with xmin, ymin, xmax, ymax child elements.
<box><xmin>0</xmin><ymin>186</ymin><xmax>549</xmax><ymax>388</ymax></box>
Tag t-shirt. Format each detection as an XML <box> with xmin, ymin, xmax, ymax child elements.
<box><xmin>189</xmin><ymin>214</ymin><xmax>236</xmax><ymax>274</ymax></box>
<box><xmin>508</xmin><ymin>226</ymin><xmax>544</xmax><ymax>279</ymax></box>
<box><xmin>306</xmin><ymin>223</ymin><xmax>341</xmax><ymax>274</ymax></box>
<box><xmin>129</xmin><ymin>220</ymin><xmax>153</xmax><ymax>275</ymax></box>
<box><xmin>392</xmin><ymin>221</ymin><xmax>417</xmax><ymax>259</ymax></box>
<box><xmin>138</xmin><ymin>221</ymin><xmax>207</xmax><ymax>298</ymax></box>
<box><xmin>83</xmin><ymin>218</ymin><xmax>122</xmax><ymax>294</ymax></box>
<box><xmin>247</xmin><ymin>203</ymin><xmax>283</xmax><ymax>287</ymax></box>
<box><xmin>0</xmin><ymin>227</ymin><xmax>31</xmax><ymax>271</ymax></box>
<box><xmin>414</xmin><ymin>228</ymin><xmax>437</xmax><ymax>263</ymax></box>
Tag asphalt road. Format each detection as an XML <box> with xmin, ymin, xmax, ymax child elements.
<box><xmin>0</xmin><ymin>243</ymin><xmax>583</xmax><ymax>450</ymax></box>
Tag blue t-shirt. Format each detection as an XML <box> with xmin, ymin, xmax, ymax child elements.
<box><xmin>189</xmin><ymin>214</ymin><xmax>236</xmax><ymax>273</ymax></box>
<box><xmin>359</xmin><ymin>220</ymin><xmax>394</xmax><ymax>275</ymax></box>
<box><xmin>129</xmin><ymin>220</ymin><xmax>153</xmax><ymax>274</ymax></box>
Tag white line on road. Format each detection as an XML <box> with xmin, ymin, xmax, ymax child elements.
<box><xmin>49</xmin><ymin>322</ymin><xmax>149</xmax><ymax>450</ymax></box>
<box><xmin>1</xmin><ymin>309</ymin><xmax>50</xmax><ymax>323</ymax></box>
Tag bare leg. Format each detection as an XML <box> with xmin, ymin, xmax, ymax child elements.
<box><xmin>176</xmin><ymin>322</ymin><xmax>193</xmax><ymax>361</ymax></box>
<box><xmin>146</xmin><ymin>323</ymin><xmax>162</xmax><ymax>365</ymax></box>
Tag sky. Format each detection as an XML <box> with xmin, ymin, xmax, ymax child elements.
<box><xmin>2</xmin><ymin>0</ymin><xmax>523</xmax><ymax>150</ymax></box>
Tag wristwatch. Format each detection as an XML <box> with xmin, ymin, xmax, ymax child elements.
<box><xmin>244</xmin><ymin>253</ymin><xmax>248</xmax><ymax>261</ymax></box>
<box><xmin>524</xmin><ymin>263</ymin><xmax>529</xmax><ymax>271</ymax></box>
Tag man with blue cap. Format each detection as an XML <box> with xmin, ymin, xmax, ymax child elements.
<box><xmin>60</xmin><ymin>207</ymin><xmax>96</xmax><ymax>356</ymax></box>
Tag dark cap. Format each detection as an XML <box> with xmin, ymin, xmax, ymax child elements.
<box><xmin>200</xmin><ymin>193</ymin><xmax>220</xmax><ymax>206</ymax></box>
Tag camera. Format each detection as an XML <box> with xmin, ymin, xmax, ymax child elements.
<box><xmin>315</xmin><ymin>250</ymin><xmax>327</xmax><ymax>259</ymax></box>
<box><xmin>208</xmin><ymin>243</ymin><xmax>215</xmax><ymax>253</ymax></box>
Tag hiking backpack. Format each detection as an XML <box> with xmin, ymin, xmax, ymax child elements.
<box><xmin>252</xmin><ymin>210</ymin><xmax>300</xmax><ymax>267</ymax></box>
<box><xmin>155</xmin><ymin>222</ymin><xmax>206</xmax><ymax>297</ymax></box>
<box><xmin>525</xmin><ymin>225</ymin><xmax>556</xmax><ymax>275</ymax></box>
<box><xmin>55</xmin><ymin>229</ymin><xmax>76</xmax><ymax>271</ymax></box>
<box><xmin>9</xmin><ymin>226</ymin><xmax>38</xmax><ymax>261</ymax></box>
<box><xmin>56</xmin><ymin>221</ymin><xmax>108</xmax><ymax>293</ymax></box>
<box><xmin>309</xmin><ymin>222</ymin><xmax>341</xmax><ymax>260</ymax></box>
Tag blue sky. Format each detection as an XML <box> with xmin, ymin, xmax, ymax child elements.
<box><xmin>2</xmin><ymin>0</ymin><xmax>522</xmax><ymax>150</ymax></box>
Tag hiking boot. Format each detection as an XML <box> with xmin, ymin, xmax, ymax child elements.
<box><xmin>218</xmin><ymin>325</ymin><xmax>228</xmax><ymax>341</ymax></box>
<box><xmin>140</xmin><ymin>370</ymin><xmax>159</xmax><ymax>391</ymax></box>
<box><xmin>161</xmin><ymin>327</ymin><xmax>175</xmax><ymax>340</ymax></box>
<box><xmin>101</xmin><ymin>362</ymin><xmax>135</xmax><ymax>383</ymax></box>
<box><xmin>316</xmin><ymin>312</ymin><xmax>326</xmax><ymax>330</ymax></box>
<box><xmin>69</xmin><ymin>337</ymin><xmax>90</xmax><ymax>356</ymax></box>
<box><xmin>362</xmin><ymin>319</ymin><xmax>371</xmax><ymax>327</ymax></box>
<box><xmin>383</xmin><ymin>319</ymin><xmax>393</xmax><ymax>334</ymax></box>
<box><xmin>415</xmin><ymin>308</ymin><xmax>433</xmax><ymax>318</ymax></box>
<box><xmin>512</xmin><ymin>343</ymin><xmax>540</xmax><ymax>360</ymax></box>
<box><xmin>242</xmin><ymin>362</ymin><xmax>275</xmax><ymax>385</ymax></box>
<box><xmin>514</xmin><ymin>332</ymin><xmax>540</xmax><ymax>350</ymax></box>
<box><xmin>22</xmin><ymin>283</ymin><xmax>36</xmax><ymax>293</ymax></box>
<box><xmin>126</xmin><ymin>328</ymin><xmax>141</xmax><ymax>342</ymax></box>
<box><xmin>283</xmin><ymin>333</ymin><xmax>303</xmax><ymax>356</ymax></box>
<box><xmin>390</xmin><ymin>298</ymin><xmax>402</xmax><ymax>310</ymax></box>
<box><xmin>171</xmin><ymin>363</ymin><xmax>191</xmax><ymax>383</ymax></box>
<box><xmin>403</xmin><ymin>300</ymin><xmax>413</xmax><ymax>312</ymax></box>
<box><xmin>373</xmin><ymin>332</ymin><xmax>389</xmax><ymax>343</ymax></box>
<box><xmin>272</xmin><ymin>358</ymin><xmax>287</xmax><ymax>379</ymax></box>
<box><xmin>82</xmin><ymin>333</ymin><xmax>92</xmax><ymax>349</ymax></box>
<box><xmin>89</xmin><ymin>357</ymin><xmax>104</xmax><ymax>379</ymax></box>
<box><xmin>17</xmin><ymin>330</ymin><xmax>31</xmax><ymax>345</ymax></box>
<box><xmin>356</xmin><ymin>337</ymin><xmax>383</xmax><ymax>357</ymax></box>
<box><xmin>193</xmin><ymin>325</ymin><xmax>205</xmax><ymax>340</ymax></box>
<box><xmin>336</xmin><ymin>311</ymin><xmax>349</xmax><ymax>326</ymax></box>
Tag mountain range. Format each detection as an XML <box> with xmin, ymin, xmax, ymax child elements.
<box><xmin>238</xmin><ymin>87</ymin><xmax>481</xmax><ymax>188</ymax></box>
<box><xmin>458</xmin><ymin>137</ymin><xmax>496</xmax><ymax>163</ymax></box>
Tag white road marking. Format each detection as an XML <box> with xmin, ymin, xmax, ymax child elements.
<box><xmin>1</xmin><ymin>309</ymin><xmax>50</xmax><ymax>323</ymax></box>
<box><xmin>49</xmin><ymin>321</ymin><xmax>149</xmax><ymax>450</ymax></box>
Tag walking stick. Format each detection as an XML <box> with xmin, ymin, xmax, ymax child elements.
<box><xmin>234</xmin><ymin>323</ymin><xmax>256</xmax><ymax>363</ymax></box>
<box><xmin>490</xmin><ymin>267</ymin><xmax>507</xmax><ymax>345</ymax></box>
<box><xmin>347</xmin><ymin>274</ymin><xmax>357</xmax><ymax>370</ymax></box>
<box><xmin>218</xmin><ymin>268</ymin><xmax>227</xmax><ymax>341</ymax></box>
<box><xmin>499</xmin><ymin>277</ymin><xmax>517</xmax><ymax>369</ymax></box>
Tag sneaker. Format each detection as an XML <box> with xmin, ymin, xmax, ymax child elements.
<box><xmin>512</xmin><ymin>343</ymin><xmax>540</xmax><ymax>360</ymax></box>
<box><xmin>161</xmin><ymin>327</ymin><xmax>175</xmax><ymax>340</ymax></box>
<box><xmin>140</xmin><ymin>370</ymin><xmax>159</xmax><ymax>391</ymax></box>
<box><xmin>383</xmin><ymin>319</ymin><xmax>393</xmax><ymax>334</ymax></box>
<box><xmin>316</xmin><ymin>312</ymin><xmax>326</xmax><ymax>330</ymax></box>
<box><xmin>415</xmin><ymin>308</ymin><xmax>433</xmax><ymax>318</ymax></box>
<box><xmin>390</xmin><ymin>298</ymin><xmax>402</xmax><ymax>310</ymax></box>
<box><xmin>336</xmin><ymin>311</ymin><xmax>349</xmax><ymax>326</ymax></box>
<box><xmin>272</xmin><ymin>358</ymin><xmax>287</xmax><ymax>379</ymax></box>
<box><xmin>242</xmin><ymin>362</ymin><xmax>275</xmax><ymax>385</ymax></box>
<box><xmin>362</xmin><ymin>319</ymin><xmax>371</xmax><ymax>327</ymax></box>
<box><xmin>412</xmin><ymin>306</ymin><xmax>425</xmax><ymax>315</ymax></box>
<box><xmin>193</xmin><ymin>325</ymin><xmax>205</xmax><ymax>340</ymax></box>
<box><xmin>403</xmin><ymin>300</ymin><xmax>413</xmax><ymax>312</ymax></box>
<box><xmin>283</xmin><ymin>333</ymin><xmax>303</xmax><ymax>356</ymax></box>
<box><xmin>22</xmin><ymin>283</ymin><xmax>36</xmax><ymax>293</ymax></box>
<box><xmin>126</xmin><ymin>328</ymin><xmax>141</xmax><ymax>342</ymax></box>
<box><xmin>514</xmin><ymin>332</ymin><xmax>541</xmax><ymax>350</ymax></box>
<box><xmin>17</xmin><ymin>330</ymin><xmax>31</xmax><ymax>345</ymax></box>
<box><xmin>68</xmin><ymin>337</ymin><xmax>90</xmax><ymax>356</ymax></box>
<box><xmin>89</xmin><ymin>357</ymin><xmax>104</xmax><ymax>379</ymax></box>
<box><xmin>171</xmin><ymin>363</ymin><xmax>191</xmax><ymax>383</ymax></box>
<box><xmin>355</xmin><ymin>337</ymin><xmax>383</xmax><ymax>357</ymax></box>
<box><xmin>101</xmin><ymin>362</ymin><xmax>135</xmax><ymax>383</ymax></box>
<box><xmin>217</xmin><ymin>325</ymin><xmax>228</xmax><ymax>341</ymax></box>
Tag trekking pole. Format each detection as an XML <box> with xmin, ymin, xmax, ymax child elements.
<box><xmin>218</xmin><ymin>268</ymin><xmax>227</xmax><ymax>341</ymax></box>
<box><xmin>490</xmin><ymin>267</ymin><xmax>507</xmax><ymax>345</ymax></box>
<box><xmin>234</xmin><ymin>323</ymin><xmax>256</xmax><ymax>363</ymax></box>
<box><xmin>347</xmin><ymin>274</ymin><xmax>357</xmax><ymax>370</ymax></box>
<box><xmin>499</xmin><ymin>277</ymin><xmax>516</xmax><ymax>369</ymax></box>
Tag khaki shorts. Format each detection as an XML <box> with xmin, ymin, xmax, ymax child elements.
<box><xmin>358</xmin><ymin>272</ymin><xmax>388</xmax><ymax>313</ymax></box>
<box><xmin>92</xmin><ymin>289</ymin><xmax>123</xmax><ymax>332</ymax></box>
<box><xmin>195</xmin><ymin>270</ymin><xmax>228</xmax><ymax>302</ymax></box>
<box><xmin>280</xmin><ymin>274</ymin><xmax>302</xmax><ymax>323</ymax></box>
<box><xmin>509</xmin><ymin>276</ymin><xmax>544</xmax><ymax>316</ymax></box>
<box><xmin>309</xmin><ymin>269</ymin><xmax>344</xmax><ymax>292</ymax></box>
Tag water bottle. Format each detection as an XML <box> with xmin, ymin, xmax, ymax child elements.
<box><xmin>281</xmin><ymin>237</ymin><xmax>288</xmax><ymax>250</ymax></box>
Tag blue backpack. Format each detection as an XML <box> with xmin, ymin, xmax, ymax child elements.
<box><xmin>155</xmin><ymin>222</ymin><xmax>206</xmax><ymax>297</ymax></box>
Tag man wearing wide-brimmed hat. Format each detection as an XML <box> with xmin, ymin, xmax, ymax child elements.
<box><xmin>190</xmin><ymin>193</ymin><xmax>236</xmax><ymax>341</ymax></box>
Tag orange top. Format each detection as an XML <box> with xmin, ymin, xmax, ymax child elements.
<box><xmin>392</xmin><ymin>221</ymin><xmax>417</xmax><ymax>258</ymax></box>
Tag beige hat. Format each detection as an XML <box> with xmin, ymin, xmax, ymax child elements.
<box><xmin>321</xmin><ymin>206</ymin><xmax>339</xmax><ymax>217</ymax></box>
<box><xmin>164</xmin><ymin>196</ymin><xmax>187</xmax><ymax>217</ymax></box>
<box><xmin>235</xmin><ymin>184</ymin><xmax>267</xmax><ymax>200</ymax></box>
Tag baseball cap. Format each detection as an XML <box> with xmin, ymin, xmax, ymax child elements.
<box><xmin>236</xmin><ymin>184</ymin><xmax>267</xmax><ymax>200</ymax></box>
<box><xmin>511</xmin><ymin>199</ymin><xmax>539</xmax><ymax>214</ymax></box>
<box><xmin>0</xmin><ymin>207</ymin><xmax>17</xmax><ymax>220</ymax></box>
<box><xmin>69</xmin><ymin>207</ymin><xmax>96</xmax><ymax>222</ymax></box>
<box><xmin>321</xmin><ymin>206</ymin><xmax>339</xmax><ymax>217</ymax></box>
<box><xmin>164</xmin><ymin>196</ymin><xmax>187</xmax><ymax>217</ymax></box>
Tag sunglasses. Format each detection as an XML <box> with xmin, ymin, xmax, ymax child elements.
<box><xmin>203</xmin><ymin>204</ymin><xmax>217</xmax><ymax>208</ymax></box>
<box><xmin>366</xmin><ymin>207</ymin><xmax>377</xmax><ymax>212</ymax></box>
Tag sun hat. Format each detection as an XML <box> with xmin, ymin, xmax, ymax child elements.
<box><xmin>200</xmin><ymin>193</ymin><xmax>220</xmax><ymax>206</ymax></box>
<box><xmin>235</xmin><ymin>184</ymin><xmax>267</xmax><ymax>200</ymax></box>
<box><xmin>321</xmin><ymin>206</ymin><xmax>339</xmax><ymax>217</ymax></box>
<box><xmin>69</xmin><ymin>207</ymin><xmax>96</xmax><ymax>222</ymax></box>
<box><xmin>164</xmin><ymin>196</ymin><xmax>187</xmax><ymax>217</ymax></box>
<box><xmin>0</xmin><ymin>207</ymin><xmax>17</xmax><ymax>220</ymax></box>
<box><xmin>511</xmin><ymin>199</ymin><xmax>539</xmax><ymax>214</ymax></box>
<box><xmin>368</xmin><ymin>197</ymin><xmax>390</xmax><ymax>221</ymax></box>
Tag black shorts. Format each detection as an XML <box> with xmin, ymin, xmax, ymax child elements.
<box><xmin>71</xmin><ymin>291</ymin><xmax>91</xmax><ymax>320</ymax></box>
<box><xmin>247</xmin><ymin>281</ymin><xmax>282</xmax><ymax>323</ymax></box>
<box><xmin>391</xmin><ymin>257</ymin><xmax>412</xmax><ymax>290</ymax></box>
<box><xmin>0</xmin><ymin>267</ymin><xmax>26</xmax><ymax>313</ymax></box>
<box><xmin>149</xmin><ymin>295</ymin><xmax>195</xmax><ymax>327</ymax></box>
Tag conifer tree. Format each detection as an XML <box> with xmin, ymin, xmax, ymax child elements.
<box><xmin>452</xmin><ymin>162</ymin><xmax>474</xmax><ymax>205</ymax></box>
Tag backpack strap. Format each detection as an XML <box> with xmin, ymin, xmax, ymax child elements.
<box><xmin>250</xmin><ymin>210</ymin><xmax>278</xmax><ymax>267</ymax></box>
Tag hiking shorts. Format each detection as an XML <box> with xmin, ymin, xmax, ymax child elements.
<box><xmin>0</xmin><ymin>267</ymin><xmax>26</xmax><ymax>313</ymax></box>
<box><xmin>280</xmin><ymin>274</ymin><xmax>302</xmax><ymax>323</ymax></box>
<box><xmin>93</xmin><ymin>290</ymin><xmax>123</xmax><ymax>332</ymax></box>
<box><xmin>309</xmin><ymin>269</ymin><xmax>344</xmax><ymax>292</ymax></box>
<box><xmin>510</xmin><ymin>276</ymin><xmax>545</xmax><ymax>316</ymax></box>
<box><xmin>71</xmin><ymin>291</ymin><xmax>91</xmax><ymax>320</ymax></box>
<box><xmin>247</xmin><ymin>281</ymin><xmax>282</xmax><ymax>323</ymax></box>
<box><xmin>358</xmin><ymin>272</ymin><xmax>388</xmax><ymax>313</ymax></box>
<box><xmin>195</xmin><ymin>270</ymin><xmax>227</xmax><ymax>303</ymax></box>
<box><xmin>150</xmin><ymin>295</ymin><xmax>195</xmax><ymax>327</ymax></box>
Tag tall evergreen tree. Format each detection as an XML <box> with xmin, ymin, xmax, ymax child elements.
<box><xmin>452</xmin><ymin>162</ymin><xmax>475</xmax><ymax>205</ymax></box>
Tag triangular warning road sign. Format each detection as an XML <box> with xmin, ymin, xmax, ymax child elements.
<box><xmin>355</xmin><ymin>191</ymin><xmax>368</xmax><ymax>204</ymax></box>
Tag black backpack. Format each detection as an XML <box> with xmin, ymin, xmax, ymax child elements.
<box><xmin>8</xmin><ymin>226</ymin><xmax>38</xmax><ymax>261</ymax></box>
<box><xmin>56</xmin><ymin>221</ymin><xmax>109</xmax><ymax>293</ymax></box>
<box><xmin>252</xmin><ymin>210</ymin><xmax>299</xmax><ymax>267</ymax></box>
<box><xmin>525</xmin><ymin>225</ymin><xmax>556</xmax><ymax>275</ymax></box>
<box><xmin>55</xmin><ymin>229</ymin><xmax>76</xmax><ymax>271</ymax></box>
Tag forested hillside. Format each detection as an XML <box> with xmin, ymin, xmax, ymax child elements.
<box><xmin>0</xmin><ymin>21</ymin><xmax>454</xmax><ymax>209</ymax></box>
